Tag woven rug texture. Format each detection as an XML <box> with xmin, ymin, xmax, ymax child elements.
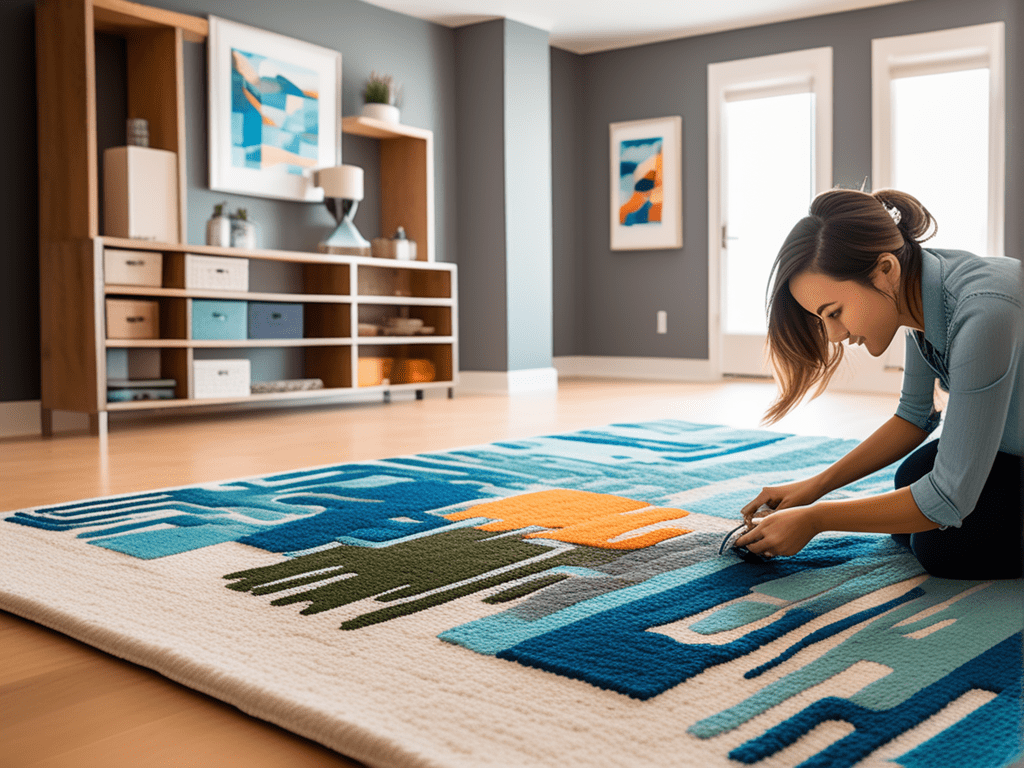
<box><xmin>2</xmin><ymin>420</ymin><xmax>1022</xmax><ymax>768</ymax></box>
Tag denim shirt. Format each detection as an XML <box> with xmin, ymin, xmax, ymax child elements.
<box><xmin>895</xmin><ymin>248</ymin><xmax>1023</xmax><ymax>528</ymax></box>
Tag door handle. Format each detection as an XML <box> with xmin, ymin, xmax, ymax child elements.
<box><xmin>722</xmin><ymin>223</ymin><xmax>740</xmax><ymax>249</ymax></box>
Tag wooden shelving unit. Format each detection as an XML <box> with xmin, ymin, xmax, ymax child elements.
<box><xmin>342</xmin><ymin>116</ymin><xmax>434</xmax><ymax>263</ymax></box>
<box><xmin>99</xmin><ymin>239</ymin><xmax>456</xmax><ymax>410</ymax></box>
<box><xmin>36</xmin><ymin>0</ymin><xmax>456</xmax><ymax>437</ymax></box>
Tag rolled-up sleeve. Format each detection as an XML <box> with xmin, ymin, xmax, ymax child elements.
<box><xmin>895</xmin><ymin>332</ymin><xmax>941</xmax><ymax>434</ymax></box>
<box><xmin>909</xmin><ymin>295</ymin><xmax>1022</xmax><ymax>528</ymax></box>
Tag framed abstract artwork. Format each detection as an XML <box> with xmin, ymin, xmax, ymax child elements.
<box><xmin>208</xmin><ymin>17</ymin><xmax>341</xmax><ymax>202</ymax></box>
<box><xmin>609</xmin><ymin>116</ymin><xmax>683</xmax><ymax>250</ymax></box>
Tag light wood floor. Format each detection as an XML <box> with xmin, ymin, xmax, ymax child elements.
<box><xmin>1</xmin><ymin>378</ymin><xmax>898</xmax><ymax>768</ymax></box>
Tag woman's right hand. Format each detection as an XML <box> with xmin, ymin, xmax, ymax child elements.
<box><xmin>740</xmin><ymin>478</ymin><xmax>826</xmax><ymax>529</ymax></box>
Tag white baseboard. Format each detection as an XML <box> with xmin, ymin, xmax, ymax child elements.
<box><xmin>456</xmin><ymin>367</ymin><xmax>559</xmax><ymax>395</ymax></box>
<box><xmin>550</xmin><ymin>353</ymin><xmax>898</xmax><ymax>394</ymax></box>
<box><xmin>1</xmin><ymin>401</ymin><xmax>90</xmax><ymax>438</ymax></box>
<box><xmin>553</xmin><ymin>356</ymin><xmax>716</xmax><ymax>382</ymax></box>
<box><xmin>1</xmin><ymin>389</ymin><xmax>444</xmax><ymax>439</ymax></box>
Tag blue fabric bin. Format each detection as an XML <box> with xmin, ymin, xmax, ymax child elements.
<box><xmin>248</xmin><ymin>302</ymin><xmax>304</xmax><ymax>339</ymax></box>
<box><xmin>192</xmin><ymin>299</ymin><xmax>248</xmax><ymax>340</ymax></box>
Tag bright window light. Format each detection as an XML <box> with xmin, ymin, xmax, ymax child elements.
<box><xmin>892</xmin><ymin>68</ymin><xmax>990</xmax><ymax>255</ymax></box>
<box><xmin>724</xmin><ymin>92</ymin><xmax>814</xmax><ymax>335</ymax></box>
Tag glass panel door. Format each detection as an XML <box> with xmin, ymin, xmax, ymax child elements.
<box><xmin>722</xmin><ymin>92</ymin><xmax>814</xmax><ymax>376</ymax></box>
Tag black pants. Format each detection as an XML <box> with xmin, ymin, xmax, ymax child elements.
<box><xmin>892</xmin><ymin>440</ymin><xmax>1023</xmax><ymax>579</ymax></box>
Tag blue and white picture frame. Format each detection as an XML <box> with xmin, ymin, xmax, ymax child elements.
<box><xmin>610</xmin><ymin>116</ymin><xmax>683</xmax><ymax>250</ymax></box>
<box><xmin>208</xmin><ymin>17</ymin><xmax>341</xmax><ymax>202</ymax></box>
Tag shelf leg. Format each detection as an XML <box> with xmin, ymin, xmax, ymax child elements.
<box><xmin>383</xmin><ymin>391</ymin><xmax>391</xmax><ymax>404</ymax></box>
<box><xmin>89</xmin><ymin>412</ymin><xmax>108</xmax><ymax>439</ymax></box>
<box><xmin>415</xmin><ymin>389</ymin><xmax>424</xmax><ymax>400</ymax></box>
<box><xmin>448</xmin><ymin>387</ymin><xmax>454</xmax><ymax>399</ymax></box>
<box><xmin>41</xmin><ymin>407</ymin><xmax>54</xmax><ymax>438</ymax></box>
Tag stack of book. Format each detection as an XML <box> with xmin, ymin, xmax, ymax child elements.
<box><xmin>107</xmin><ymin>378</ymin><xmax>176</xmax><ymax>402</ymax></box>
<box><xmin>250</xmin><ymin>378</ymin><xmax>324</xmax><ymax>394</ymax></box>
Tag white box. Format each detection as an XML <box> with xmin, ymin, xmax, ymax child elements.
<box><xmin>185</xmin><ymin>254</ymin><xmax>249</xmax><ymax>291</ymax></box>
<box><xmin>103</xmin><ymin>146</ymin><xmax>179</xmax><ymax>243</ymax></box>
<box><xmin>193</xmin><ymin>359</ymin><xmax>251</xmax><ymax>399</ymax></box>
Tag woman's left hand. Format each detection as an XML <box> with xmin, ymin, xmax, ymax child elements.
<box><xmin>733</xmin><ymin>506</ymin><xmax>820</xmax><ymax>558</ymax></box>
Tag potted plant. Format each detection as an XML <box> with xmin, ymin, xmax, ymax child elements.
<box><xmin>361</xmin><ymin>71</ymin><xmax>400</xmax><ymax>124</ymax></box>
<box><xmin>229</xmin><ymin>207</ymin><xmax>258</xmax><ymax>249</ymax></box>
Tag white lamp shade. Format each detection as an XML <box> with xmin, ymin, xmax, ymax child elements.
<box><xmin>315</xmin><ymin>164</ymin><xmax>364</xmax><ymax>200</ymax></box>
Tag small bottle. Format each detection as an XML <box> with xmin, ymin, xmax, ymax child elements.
<box><xmin>391</xmin><ymin>225</ymin><xmax>415</xmax><ymax>260</ymax></box>
<box><xmin>230</xmin><ymin>208</ymin><xmax>258</xmax><ymax>249</ymax></box>
<box><xmin>206</xmin><ymin>202</ymin><xmax>231</xmax><ymax>247</ymax></box>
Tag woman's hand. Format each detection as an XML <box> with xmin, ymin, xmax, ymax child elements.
<box><xmin>734</xmin><ymin>506</ymin><xmax>821</xmax><ymax>558</ymax></box>
<box><xmin>740</xmin><ymin>478</ymin><xmax>826</xmax><ymax>529</ymax></box>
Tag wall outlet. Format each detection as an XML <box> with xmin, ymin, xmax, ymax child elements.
<box><xmin>656</xmin><ymin>310</ymin><xmax>667</xmax><ymax>334</ymax></box>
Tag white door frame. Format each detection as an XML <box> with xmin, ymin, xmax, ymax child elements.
<box><xmin>707</xmin><ymin>47</ymin><xmax>833</xmax><ymax>380</ymax></box>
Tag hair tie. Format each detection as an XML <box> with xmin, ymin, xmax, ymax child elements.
<box><xmin>881</xmin><ymin>200</ymin><xmax>902</xmax><ymax>226</ymax></box>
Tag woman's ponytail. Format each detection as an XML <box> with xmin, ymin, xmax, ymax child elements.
<box><xmin>871</xmin><ymin>189</ymin><xmax>937</xmax><ymax>244</ymax></box>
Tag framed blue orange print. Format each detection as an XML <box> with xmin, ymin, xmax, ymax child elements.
<box><xmin>208</xmin><ymin>17</ymin><xmax>341</xmax><ymax>202</ymax></box>
<box><xmin>610</xmin><ymin>116</ymin><xmax>683</xmax><ymax>250</ymax></box>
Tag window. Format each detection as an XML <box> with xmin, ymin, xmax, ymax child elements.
<box><xmin>873</xmin><ymin>23</ymin><xmax>1005</xmax><ymax>257</ymax></box>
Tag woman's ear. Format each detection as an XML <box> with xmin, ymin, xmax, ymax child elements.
<box><xmin>874</xmin><ymin>252</ymin><xmax>901</xmax><ymax>290</ymax></box>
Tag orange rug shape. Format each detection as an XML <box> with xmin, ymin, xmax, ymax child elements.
<box><xmin>446</xmin><ymin>489</ymin><xmax>691</xmax><ymax>550</ymax></box>
<box><xmin>526</xmin><ymin>507</ymin><xmax>692</xmax><ymax>549</ymax></box>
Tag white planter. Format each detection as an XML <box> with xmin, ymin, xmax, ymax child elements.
<box><xmin>362</xmin><ymin>103</ymin><xmax>400</xmax><ymax>124</ymax></box>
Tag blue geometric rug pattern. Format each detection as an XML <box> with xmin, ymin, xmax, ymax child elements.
<box><xmin>4</xmin><ymin>421</ymin><xmax>1022</xmax><ymax>768</ymax></box>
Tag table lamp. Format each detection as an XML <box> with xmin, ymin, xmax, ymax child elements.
<box><xmin>314</xmin><ymin>165</ymin><xmax>371</xmax><ymax>256</ymax></box>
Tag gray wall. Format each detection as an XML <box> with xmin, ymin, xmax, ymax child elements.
<box><xmin>0</xmin><ymin>0</ymin><xmax>458</xmax><ymax>403</ymax></box>
<box><xmin>555</xmin><ymin>0</ymin><xmax>1022</xmax><ymax>360</ymax></box>
<box><xmin>454</xmin><ymin>21</ymin><xmax>508</xmax><ymax>371</ymax></box>
<box><xmin>551</xmin><ymin>48</ymin><xmax>585</xmax><ymax>357</ymax></box>
<box><xmin>455</xmin><ymin>19</ymin><xmax>553</xmax><ymax>373</ymax></box>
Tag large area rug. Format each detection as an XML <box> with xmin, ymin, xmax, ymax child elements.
<box><xmin>2</xmin><ymin>420</ymin><xmax>1022</xmax><ymax>767</ymax></box>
